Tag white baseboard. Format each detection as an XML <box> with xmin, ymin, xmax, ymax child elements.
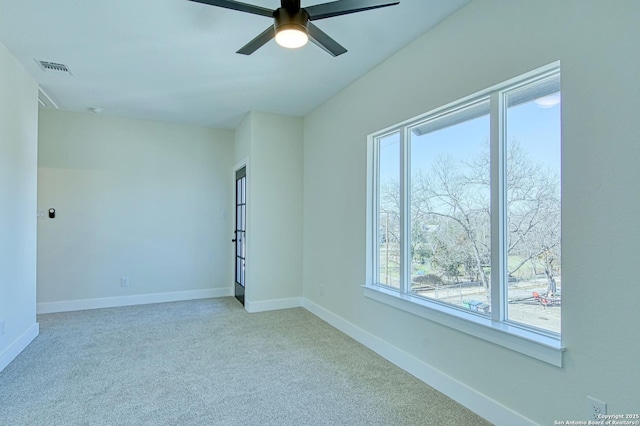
<box><xmin>245</xmin><ymin>297</ymin><xmax>303</xmax><ymax>313</ymax></box>
<box><xmin>36</xmin><ymin>288</ymin><xmax>233</xmax><ymax>314</ymax></box>
<box><xmin>0</xmin><ymin>322</ymin><xmax>39</xmax><ymax>373</ymax></box>
<box><xmin>302</xmin><ymin>298</ymin><xmax>536</xmax><ymax>426</ymax></box>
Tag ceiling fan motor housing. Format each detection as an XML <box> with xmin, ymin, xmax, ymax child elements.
<box><xmin>186</xmin><ymin>0</ymin><xmax>400</xmax><ymax>56</ymax></box>
<box><xmin>273</xmin><ymin>7</ymin><xmax>310</xmax><ymax>34</ymax></box>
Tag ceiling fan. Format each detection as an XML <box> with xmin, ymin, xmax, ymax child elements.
<box><xmin>187</xmin><ymin>0</ymin><xmax>400</xmax><ymax>56</ymax></box>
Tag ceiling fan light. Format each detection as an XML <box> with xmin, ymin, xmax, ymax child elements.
<box><xmin>275</xmin><ymin>27</ymin><xmax>309</xmax><ymax>49</ymax></box>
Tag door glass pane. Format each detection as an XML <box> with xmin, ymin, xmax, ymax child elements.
<box><xmin>505</xmin><ymin>74</ymin><xmax>561</xmax><ymax>333</ymax></box>
<box><xmin>409</xmin><ymin>100</ymin><xmax>491</xmax><ymax>315</ymax></box>
<box><xmin>240</xmin><ymin>256</ymin><xmax>245</xmax><ymax>286</ymax></box>
<box><xmin>235</xmin><ymin>172</ymin><xmax>246</xmax><ymax>289</ymax></box>
<box><xmin>378</xmin><ymin>132</ymin><xmax>401</xmax><ymax>289</ymax></box>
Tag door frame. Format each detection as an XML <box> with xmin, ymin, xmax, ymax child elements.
<box><xmin>233</xmin><ymin>159</ymin><xmax>249</xmax><ymax>307</ymax></box>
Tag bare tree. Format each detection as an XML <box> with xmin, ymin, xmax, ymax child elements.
<box><xmin>411</xmin><ymin>142</ymin><xmax>560</xmax><ymax>300</ymax></box>
<box><xmin>378</xmin><ymin>140</ymin><xmax>560</xmax><ymax>300</ymax></box>
<box><xmin>505</xmin><ymin>143</ymin><xmax>561</xmax><ymax>294</ymax></box>
<box><xmin>379</xmin><ymin>181</ymin><xmax>401</xmax><ymax>287</ymax></box>
<box><xmin>412</xmin><ymin>156</ymin><xmax>491</xmax><ymax>296</ymax></box>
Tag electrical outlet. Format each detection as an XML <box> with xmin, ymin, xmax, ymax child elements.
<box><xmin>121</xmin><ymin>277</ymin><xmax>129</xmax><ymax>287</ymax></box>
<box><xmin>319</xmin><ymin>286</ymin><xmax>325</xmax><ymax>296</ymax></box>
<box><xmin>587</xmin><ymin>396</ymin><xmax>606</xmax><ymax>421</ymax></box>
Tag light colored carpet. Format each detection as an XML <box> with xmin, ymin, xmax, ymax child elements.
<box><xmin>0</xmin><ymin>298</ymin><xmax>491</xmax><ymax>425</ymax></box>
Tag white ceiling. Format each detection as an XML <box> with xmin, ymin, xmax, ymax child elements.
<box><xmin>0</xmin><ymin>0</ymin><xmax>469</xmax><ymax>129</ymax></box>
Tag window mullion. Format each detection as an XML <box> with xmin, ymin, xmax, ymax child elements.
<box><xmin>400</xmin><ymin>129</ymin><xmax>410</xmax><ymax>294</ymax></box>
<box><xmin>490</xmin><ymin>92</ymin><xmax>506</xmax><ymax>322</ymax></box>
<box><xmin>371</xmin><ymin>136</ymin><xmax>380</xmax><ymax>285</ymax></box>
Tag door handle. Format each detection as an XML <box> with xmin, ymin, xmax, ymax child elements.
<box><xmin>232</xmin><ymin>238</ymin><xmax>237</xmax><ymax>243</ymax></box>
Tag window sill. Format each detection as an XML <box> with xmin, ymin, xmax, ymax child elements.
<box><xmin>362</xmin><ymin>284</ymin><xmax>564</xmax><ymax>367</ymax></box>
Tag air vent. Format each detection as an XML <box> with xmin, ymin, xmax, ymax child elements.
<box><xmin>35</xmin><ymin>59</ymin><xmax>72</xmax><ymax>75</ymax></box>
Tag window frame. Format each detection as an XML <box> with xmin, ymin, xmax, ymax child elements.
<box><xmin>364</xmin><ymin>62</ymin><xmax>564</xmax><ymax>366</ymax></box>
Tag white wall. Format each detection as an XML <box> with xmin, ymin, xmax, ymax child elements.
<box><xmin>234</xmin><ymin>113</ymin><xmax>251</xmax><ymax>165</ymax></box>
<box><xmin>0</xmin><ymin>41</ymin><xmax>39</xmax><ymax>372</ymax></box>
<box><xmin>37</xmin><ymin>110</ymin><xmax>234</xmax><ymax>311</ymax></box>
<box><xmin>303</xmin><ymin>1</ymin><xmax>640</xmax><ymax>424</ymax></box>
<box><xmin>234</xmin><ymin>111</ymin><xmax>303</xmax><ymax>311</ymax></box>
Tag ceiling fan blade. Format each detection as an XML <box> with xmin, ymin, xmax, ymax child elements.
<box><xmin>308</xmin><ymin>22</ymin><xmax>347</xmax><ymax>57</ymax></box>
<box><xmin>236</xmin><ymin>26</ymin><xmax>275</xmax><ymax>55</ymax></box>
<box><xmin>187</xmin><ymin>0</ymin><xmax>273</xmax><ymax>18</ymax></box>
<box><xmin>306</xmin><ymin>0</ymin><xmax>399</xmax><ymax>21</ymax></box>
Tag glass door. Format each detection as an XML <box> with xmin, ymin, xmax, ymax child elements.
<box><xmin>234</xmin><ymin>166</ymin><xmax>246</xmax><ymax>305</ymax></box>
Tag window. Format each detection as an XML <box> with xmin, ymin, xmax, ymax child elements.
<box><xmin>366</xmin><ymin>64</ymin><xmax>562</xmax><ymax>364</ymax></box>
<box><xmin>378</xmin><ymin>132</ymin><xmax>401</xmax><ymax>289</ymax></box>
